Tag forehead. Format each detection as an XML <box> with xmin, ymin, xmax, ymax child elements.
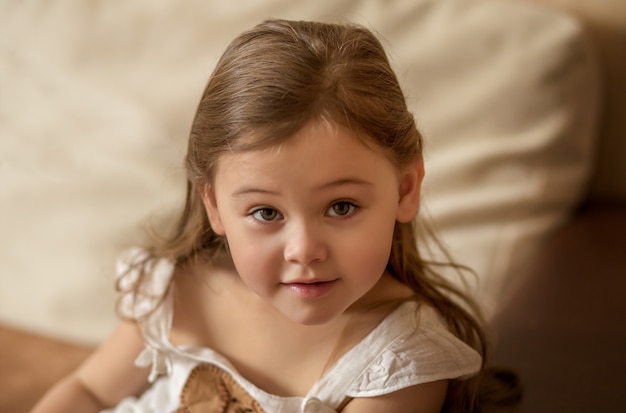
<box><xmin>213</xmin><ymin>120</ymin><xmax>399</xmax><ymax>187</ymax></box>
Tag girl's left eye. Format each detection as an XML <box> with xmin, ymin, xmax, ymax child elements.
<box><xmin>327</xmin><ymin>201</ymin><xmax>357</xmax><ymax>217</ymax></box>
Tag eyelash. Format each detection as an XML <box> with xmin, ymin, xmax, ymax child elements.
<box><xmin>248</xmin><ymin>201</ymin><xmax>359</xmax><ymax>223</ymax></box>
<box><xmin>326</xmin><ymin>201</ymin><xmax>358</xmax><ymax>218</ymax></box>
<box><xmin>250</xmin><ymin>207</ymin><xmax>283</xmax><ymax>223</ymax></box>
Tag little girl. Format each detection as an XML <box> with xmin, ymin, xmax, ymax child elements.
<box><xmin>33</xmin><ymin>19</ymin><xmax>487</xmax><ymax>413</ymax></box>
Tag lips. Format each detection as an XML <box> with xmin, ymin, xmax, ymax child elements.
<box><xmin>281</xmin><ymin>279</ymin><xmax>338</xmax><ymax>299</ymax></box>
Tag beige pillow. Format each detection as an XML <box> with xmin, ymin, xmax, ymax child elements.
<box><xmin>529</xmin><ymin>0</ymin><xmax>626</xmax><ymax>202</ymax></box>
<box><xmin>0</xmin><ymin>47</ymin><xmax>181</xmax><ymax>341</ymax></box>
<box><xmin>404</xmin><ymin>0</ymin><xmax>601</xmax><ymax>316</ymax></box>
<box><xmin>0</xmin><ymin>0</ymin><xmax>600</xmax><ymax>341</ymax></box>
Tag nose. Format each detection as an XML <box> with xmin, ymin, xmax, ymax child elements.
<box><xmin>283</xmin><ymin>221</ymin><xmax>328</xmax><ymax>265</ymax></box>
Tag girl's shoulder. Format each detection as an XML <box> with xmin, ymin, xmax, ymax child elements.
<box><xmin>339</xmin><ymin>302</ymin><xmax>482</xmax><ymax>398</ymax></box>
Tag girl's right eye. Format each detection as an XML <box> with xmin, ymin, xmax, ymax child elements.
<box><xmin>251</xmin><ymin>208</ymin><xmax>283</xmax><ymax>222</ymax></box>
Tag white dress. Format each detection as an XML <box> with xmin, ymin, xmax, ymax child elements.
<box><xmin>103</xmin><ymin>248</ymin><xmax>481</xmax><ymax>413</ymax></box>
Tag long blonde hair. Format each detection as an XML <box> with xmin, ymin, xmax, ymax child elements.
<box><xmin>123</xmin><ymin>18</ymin><xmax>497</xmax><ymax>411</ymax></box>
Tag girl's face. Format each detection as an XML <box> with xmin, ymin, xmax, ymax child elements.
<box><xmin>202</xmin><ymin>120</ymin><xmax>422</xmax><ymax>326</ymax></box>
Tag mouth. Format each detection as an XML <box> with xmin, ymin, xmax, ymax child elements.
<box><xmin>281</xmin><ymin>279</ymin><xmax>338</xmax><ymax>299</ymax></box>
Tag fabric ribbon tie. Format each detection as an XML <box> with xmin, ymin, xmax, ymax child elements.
<box><xmin>135</xmin><ymin>347</ymin><xmax>172</xmax><ymax>383</ymax></box>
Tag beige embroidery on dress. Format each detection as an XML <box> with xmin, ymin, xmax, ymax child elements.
<box><xmin>176</xmin><ymin>364</ymin><xmax>266</xmax><ymax>413</ymax></box>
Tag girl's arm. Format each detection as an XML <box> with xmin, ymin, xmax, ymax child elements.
<box><xmin>30</xmin><ymin>320</ymin><xmax>150</xmax><ymax>413</ymax></box>
<box><xmin>341</xmin><ymin>379</ymin><xmax>448</xmax><ymax>413</ymax></box>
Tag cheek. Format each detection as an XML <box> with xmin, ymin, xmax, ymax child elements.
<box><xmin>340</xmin><ymin>219</ymin><xmax>395</xmax><ymax>276</ymax></box>
<box><xmin>224</xmin><ymin>230</ymin><xmax>281</xmax><ymax>281</ymax></box>
<box><xmin>363</xmin><ymin>233</ymin><xmax>394</xmax><ymax>269</ymax></box>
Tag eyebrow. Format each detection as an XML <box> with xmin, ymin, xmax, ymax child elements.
<box><xmin>231</xmin><ymin>187</ymin><xmax>279</xmax><ymax>198</ymax></box>
<box><xmin>317</xmin><ymin>178</ymin><xmax>374</xmax><ymax>190</ymax></box>
<box><xmin>230</xmin><ymin>178</ymin><xmax>373</xmax><ymax>198</ymax></box>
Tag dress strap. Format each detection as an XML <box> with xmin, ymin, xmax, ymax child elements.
<box><xmin>307</xmin><ymin>302</ymin><xmax>481</xmax><ymax>405</ymax></box>
<box><xmin>305</xmin><ymin>302</ymin><xmax>420</xmax><ymax>408</ymax></box>
<box><xmin>115</xmin><ymin>247</ymin><xmax>178</xmax><ymax>382</ymax></box>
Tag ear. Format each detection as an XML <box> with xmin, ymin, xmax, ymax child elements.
<box><xmin>396</xmin><ymin>156</ymin><xmax>425</xmax><ymax>223</ymax></box>
<box><xmin>200</xmin><ymin>183</ymin><xmax>226</xmax><ymax>235</ymax></box>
